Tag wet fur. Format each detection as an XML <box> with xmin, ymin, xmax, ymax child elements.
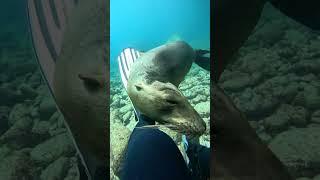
<box><xmin>127</xmin><ymin>41</ymin><xmax>206</xmax><ymax>136</ymax></box>
<box><xmin>53</xmin><ymin>0</ymin><xmax>108</xmax><ymax>178</ymax></box>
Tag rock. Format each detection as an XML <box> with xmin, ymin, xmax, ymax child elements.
<box><xmin>48</xmin><ymin>111</ymin><xmax>61</xmax><ymax>123</ymax></box>
<box><xmin>289</xmin><ymin>106</ymin><xmax>308</xmax><ymax>127</ymax></box>
<box><xmin>119</xmin><ymin>104</ymin><xmax>131</xmax><ymax>114</ymax></box>
<box><xmin>292</xmin><ymin>59</ymin><xmax>320</xmax><ymax>75</ymax></box>
<box><xmin>281</xmin><ymin>83</ymin><xmax>300</xmax><ymax>102</ymax></box>
<box><xmin>39</xmin><ymin>96</ymin><xmax>57</xmax><ymax>120</ymax></box>
<box><xmin>0</xmin><ymin>106</ymin><xmax>10</xmax><ymax>135</ymax></box>
<box><xmin>264</xmin><ymin>104</ymin><xmax>308</xmax><ymax>135</ymax></box>
<box><xmin>304</xmin><ymin>86</ymin><xmax>320</xmax><ymax>110</ymax></box>
<box><xmin>110</xmin><ymin>122</ymin><xmax>131</xmax><ymax>176</ymax></box>
<box><xmin>0</xmin><ymin>84</ymin><xmax>23</xmax><ymax>106</ymax></box>
<box><xmin>294</xmin><ymin>85</ymin><xmax>320</xmax><ymax>110</ymax></box>
<box><xmin>269</xmin><ymin>127</ymin><xmax>320</xmax><ymax>177</ymax></box>
<box><xmin>314</xmin><ymin>174</ymin><xmax>320</xmax><ymax>180</ymax></box>
<box><xmin>222</xmin><ymin>72</ymin><xmax>251</xmax><ymax>91</ymax></box>
<box><xmin>0</xmin><ymin>144</ymin><xmax>11</xmax><ymax>159</ymax></box>
<box><xmin>119</xmin><ymin>100</ymin><xmax>127</xmax><ymax>106</ymax></box>
<box><xmin>8</xmin><ymin>103</ymin><xmax>30</xmax><ymax>125</ymax></box>
<box><xmin>63</xmin><ymin>157</ymin><xmax>80</xmax><ymax>180</ymax></box>
<box><xmin>199</xmin><ymin>135</ymin><xmax>210</xmax><ymax>148</ymax></box>
<box><xmin>234</xmin><ymin>88</ymin><xmax>278</xmax><ymax>119</ymax></box>
<box><xmin>311</xmin><ymin>111</ymin><xmax>320</xmax><ymax>124</ymax></box>
<box><xmin>249</xmin><ymin>121</ymin><xmax>258</xmax><ymax>130</ymax></box>
<box><xmin>19</xmin><ymin>83</ymin><xmax>38</xmax><ymax>99</ymax></box>
<box><xmin>48</xmin><ymin>113</ymin><xmax>67</xmax><ymax>137</ymax></box>
<box><xmin>28</xmin><ymin>72</ymin><xmax>42</xmax><ymax>88</ymax></box>
<box><xmin>126</xmin><ymin>119</ymin><xmax>137</xmax><ymax>131</ymax></box>
<box><xmin>32</xmin><ymin>120</ymin><xmax>51</xmax><ymax>135</ymax></box>
<box><xmin>30</xmin><ymin>133</ymin><xmax>75</xmax><ymax>165</ymax></box>
<box><xmin>276</xmin><ymin>104</ymin><xmax>308</xmax><ymax>127</ymax></box>
<box><xmin>30</xmin><ymin>107</ymin><xmax>40</xmax><ymax>118</ymax></box>
<box><xmin>258</xmin><ymin>132</ymin><xmax>272</xmax><ymax>144</ymax></box>
<box><xmin>0</xmin><ymin>117</ymin><xmax>33</xmax><ymax>148</ymax></box>
<box><xmin>40</xmin><ymin>157</ymin><xmax>69</xmax><ymax>180</ymax></box>
<box><xmin>263</xmin><ymin>113</ymin><xmax>289</xmax><ymax>135</ymax></box>
<box><xmin>122</xmin><ymin>111</ymin><xmax>132</xmax><ymax>125</ymax></box>
<box><xmin>194</xmin><ymin>102</ymin><xmax>210</xmax><ymax>117</ymax></box>
<box><xmin>0</xmin><ymin>150</ymin><xmax>34</xmax><ymax>179</ymax></box>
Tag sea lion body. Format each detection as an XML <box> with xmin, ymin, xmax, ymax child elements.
<box><xmin>127</xmin><ymin>41</ymin><xmax>206</xmax><ymax>136</ymax></box>
<box><xmin>53</xmin><ymin>0</ymin><xmax>107</xmax><ymax>178</ymax></box>
<box><xmin>129</xmin><ymin>41</ymin><xmax>196</xmax><ymax>87</ymax></box>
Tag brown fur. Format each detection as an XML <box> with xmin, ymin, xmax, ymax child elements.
<box><xmin>53</xmin><ymin>0</ymin><xmax>108</xmax><ymax>177</ymax></box>
<box><xmin>127</xmin><ymin>41</ymin><xmax>206</xmax><ymax>136</ymax></box>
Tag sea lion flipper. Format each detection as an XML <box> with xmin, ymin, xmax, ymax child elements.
<box><xmin>194</xmin><ymin>49</ymin><xmax>210</xmax><ymax>71</ymax></box>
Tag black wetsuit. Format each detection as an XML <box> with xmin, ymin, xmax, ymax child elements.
<box><xmin>120</xmin><ymin>114</ymin><xmax>210</xmax><ymax>180</ymax></box>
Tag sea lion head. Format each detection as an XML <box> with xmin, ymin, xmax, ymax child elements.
<box><xmin>128</xmin><ymin>80</ymin><xmax>206</xmax><ymax>136</ymax></box>
<box><xmin>52</xmin><ymin>0</ymin><xmax>107</xmax><ymax>176</ymax></box>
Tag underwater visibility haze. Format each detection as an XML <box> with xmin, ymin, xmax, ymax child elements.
<box><xmin>110</xmin><ymin>0</ymin><xmax>210</xmax><ymax>76</ymax></box>
<box><xmin>110</xmin><ymin>0</ymin><xmax>211</xmax><ymax>179</ymax></box>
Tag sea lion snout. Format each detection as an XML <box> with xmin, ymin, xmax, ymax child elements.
<box><xmin>128</xmin><ymin>81</ymin><xmax>206</xmax><ymax>136</ymax></box>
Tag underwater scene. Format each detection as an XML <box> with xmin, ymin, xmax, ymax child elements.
<box><xmin>219</xmin><ymin>3</ymin><xmax>320</xmax><ymax>179</ymax></box>
<box><xmin>110</xmin><ymin>0</ymin><xmax>210</xmax><ymax>179</ymax></box>
<box><xmin>0</xmin><ymin>1</ymin><xmax>85</xmax><ymax>179</ymax></box>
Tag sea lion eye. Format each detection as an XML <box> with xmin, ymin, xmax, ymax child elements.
<box><xmin>167</xmin><ymin>99</ymin><xmax>178</xmax><ymax>105</ymax></box>
<box><xmin>166</xmin><ymin>99</ymin><xmax>178</xmax><ymax>106</ymax></box>
<box><xmin>78</xmin><ymin>74</ymin><xmax>102</xmax><ymax>92</ymax></box>
<box><xmin>135</xmin><ymin>84</ymin><xmax>143</xmax><ymax>91</ymax></box>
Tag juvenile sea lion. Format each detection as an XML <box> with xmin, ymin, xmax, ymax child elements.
<box><xmin>28</xmin><ymin>0</ymin><xmax>108</xmax><ymax>179</ymax></box>
<box><xmin>53</xmin><ymin>0</ymin><xmax>108</xmax><ymax>179</ymax></box>
<box><xmin>127</xmin><ymin>41</ymin><xmax>208</xmax><ymax>136</ymax></box>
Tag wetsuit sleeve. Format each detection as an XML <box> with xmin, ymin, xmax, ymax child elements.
<box><xmin>120</xmin><ymin>128</ymin><xmax>193</xmax><ymax>180</ymax></box>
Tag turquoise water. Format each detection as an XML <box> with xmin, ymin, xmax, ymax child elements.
<box><xmin>110</xmin><ymin>0</ymin><xmax>210</xmax><ymax>77</ymax></box>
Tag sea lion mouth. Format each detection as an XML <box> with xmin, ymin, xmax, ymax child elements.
<box><xmin>128</xmin><ymin>80</ymin><xmax>206</xmax><ymax>136</ymax></box>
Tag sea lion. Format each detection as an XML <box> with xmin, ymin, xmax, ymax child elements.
<box><xmin>53</xmin><ymin>0</ymin><xmax>108</xmax><ymax>179</ymax></box>
<box><xmin>213</xmin><ymin>0</ymin><xmax>320</xmax><ymax>82</ymax></box>
<box><xmin>27</xmin><ymin>0</ymin><xmax>108</xmax><ymax>179</ymax></box>
<box><xmin>127</xmin><ymin>41</ymin><xmax>207</xmax><ymax>136</ymax></box>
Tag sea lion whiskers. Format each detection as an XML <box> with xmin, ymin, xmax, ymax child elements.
<box><xmin>127</xmin><ymin>41</ymin><xmax>207</xmax><ymax>136</ymax></box>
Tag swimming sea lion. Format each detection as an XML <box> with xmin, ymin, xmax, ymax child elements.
<box><xmin>53</xmin><ymin>0</ymin><xmax>108</xmax><ymax>179</ymax></box>
<box><xmin>28</xmin><ymin>0</ymin><xmax>108</xmax><ymax>179</ymax></box>
<box><xmin>127</xmin><ymin>41</ymin><xmax>207</xmax><ymax>136</ymax></box>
